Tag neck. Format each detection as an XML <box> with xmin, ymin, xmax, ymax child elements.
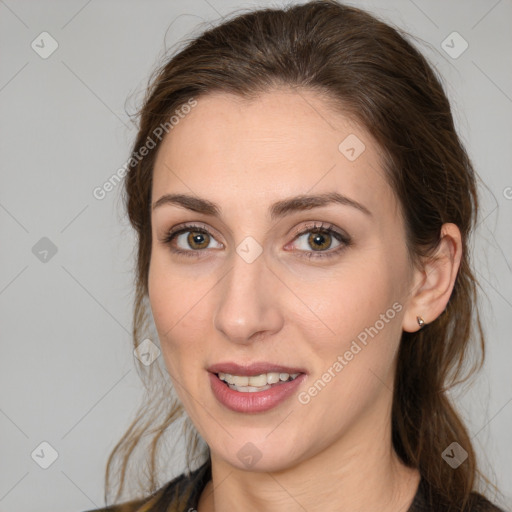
<box><xmin>198</xmin><ymin>401</ymin><xmax>421</xmax><ymax>512</ymax></box>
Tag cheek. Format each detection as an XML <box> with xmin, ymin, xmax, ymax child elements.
<box><xmin>148</xmin><ymin>254</ymin><xmax>185</xmax><ymax>363</ymax></box>
<box><xmin>292</xmin><ymin>250</ymin><xmax>407</xmax><ymax>414</ymax></box>
<box><xmin>147</xmin><ymin>250</ymin><xmax>213</xmax><ymax>371</ymax></box>
<box><xmin>294</xmin><ymin>267</ymin><xmax>404</xmax><ymax>424</ymax></box>
<box><xmin>148</xmin><ymin>255</ymin><xmax>176</xmax><ymax>336</ymax></box>
<box><xmin>295</xmin><ymin>254</ymin><xmax>401</xmax><ymax>344</ymax></box>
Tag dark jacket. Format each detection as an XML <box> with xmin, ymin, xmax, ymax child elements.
<box><xmin>83</xmin><ymin>460</ymin><xmax>506</xmax><ymax>512</ymax></box>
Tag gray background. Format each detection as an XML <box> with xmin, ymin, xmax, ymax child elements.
<box><xmin>0</xmin><ymin>0</ymin><xmax>511</xmax><ymax>511</ymax></box>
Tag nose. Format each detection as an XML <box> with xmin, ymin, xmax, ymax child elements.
<box><xmin>213</xmin><ymin>247</ymin><xmax>284</xmax><ymax>345</ymax></box>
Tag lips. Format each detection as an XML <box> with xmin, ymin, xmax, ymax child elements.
<box><xmin>207</xmin><ymin>361</ymin><xmax>307</xmax><ymax>413</ymax></box>
<box><xmin>207</xmin><ymin>361</ymin><xmax>307</xmax><ymax>376</ymax></box>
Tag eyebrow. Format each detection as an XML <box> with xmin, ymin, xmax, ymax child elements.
<box><xmin>152</xmin><ymin>191</ymin><xmax>372</xmax><ymax>220</ymax></box>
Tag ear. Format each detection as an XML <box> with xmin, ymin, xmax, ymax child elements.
<box><xmin>402</xmin><ymin>223</ymin><xmax>463</xmax><ymax>333</ymax></box>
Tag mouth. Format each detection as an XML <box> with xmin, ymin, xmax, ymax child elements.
<box><xmin>207</xmin><ymin>363</ymin><xmax>308</xmax><ymax>413</ymax></box>
<box><xmin>216</xmin><ymin>371</ymin><xmax>302</xmax><ymax>392</ymax></box>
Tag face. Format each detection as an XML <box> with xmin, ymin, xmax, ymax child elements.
<box><xmin>148</xmin><ymin>88</ymin><xmax>416</xmax><ymax>472</ymax></box>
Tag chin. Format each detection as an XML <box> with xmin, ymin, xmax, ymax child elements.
<box><xmin>206</xmin><ymin>430</ymin><xmax>307</xmax><ymax>473</ymax></box>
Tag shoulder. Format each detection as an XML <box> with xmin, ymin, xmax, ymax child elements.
<box><xmin>81</xmin><ymin>461</ymin><xmax>211</xmax><ymax>512</ymax></box>
<box><xmin>410</xmin><ymin>478</ymin><xmax>508</xmax><ymax>512</ymax></box>
<box><xmin>80</xmin><ymin>482</ymin><xmax>170</xmax><ymax>512</ymax></box>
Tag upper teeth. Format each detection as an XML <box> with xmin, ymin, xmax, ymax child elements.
<box><xmin>218</xmin><ymin>372</ymin><xmax>300</xmax><ymax>387</ymax></box>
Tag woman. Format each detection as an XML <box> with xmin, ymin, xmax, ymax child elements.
<box><xmin>85</xmin><ymin>1</ymin><xmax>506</xmax><ymax>511</ymax></box>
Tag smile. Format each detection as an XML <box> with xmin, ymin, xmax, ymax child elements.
<box><xmin>218</xmin><ymin>371</ymin><xmax>301</xmax><ymax>392</ymax></box>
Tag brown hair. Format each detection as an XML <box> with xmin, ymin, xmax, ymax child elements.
<box><xmin>106</xmin><ymin>1</ymin><xmax>494</xmax><ymax>509</ymax></box>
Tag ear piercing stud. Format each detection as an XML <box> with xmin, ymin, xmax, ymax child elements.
<box><xmin>417</xmin><ymin>316</ymin><xmax>425</xmax><ymax>329</ymax></box>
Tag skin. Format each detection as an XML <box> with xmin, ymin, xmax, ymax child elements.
<box><xmin>148</xmin><ymin>87</ymin><xmax>462</xmax><ymax>512</ymax></box>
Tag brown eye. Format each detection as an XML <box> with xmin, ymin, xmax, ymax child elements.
<box><xmin>307</xmin><ymin>230</ymin><xmax>334</xmax><ymax>251</ymax></box>
<box><xmin>289</xmin><ymin>222</ymin><xmax>352</xmax><ymax>260</ymax></box>
<box><xmin>293</xmin><ymin>228</ymin><xmax>342</xmax><ymax>253</ymax></box>
<box><xmin>162</xmin><ymin>224</ymin><xmax>223</xmax><ymax>258</ymax></box>
<box><xmin>186</xmin><ymin>231</ymin><xmax>210</xmax><ymax>250</ymax></box>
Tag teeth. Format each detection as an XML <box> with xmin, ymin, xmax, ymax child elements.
<box><xmin>218</xmin><ymin>371</ymin><xmax>301</xmax><ymax>388</ymax></box>
<box><xmin>249</xmin><ymin>374</ymin><xmax>267</xmax><ymax>387</ymax></box>
<box><xmin>267</xmin><ymin>373</ymin><xmax>280</xmax><ymax>384</ymax></box>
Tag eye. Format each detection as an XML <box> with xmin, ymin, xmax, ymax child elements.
<box><xmin>161</xmin><ymin>223</ymin><xmax>223</xmax><ymax>258</ymax></box>
<box><xmin>161</xmin><ymin>221</ymin><xmax>352</xmax><ymax>260</ymax></box>
<box><xmin>288</xmin><ymin>222</ymin><xmax>351</xmax><ymax>260</ymax></box>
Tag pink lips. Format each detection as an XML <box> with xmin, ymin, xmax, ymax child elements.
<box><xmin>207</xmin><ymin>361</ymin><xmax>307</xmax><ymax>413</ymax></box>
<box><xmin>207</xmin><ymin>361</ymin><xmax>307</xmax><ymax>376</ymax></box>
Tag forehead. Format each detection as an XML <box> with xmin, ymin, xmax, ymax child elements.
<box><xmin>152</xmin><ymin>88</ymin><xmax>398</xmax><ymax>221</ymax></box>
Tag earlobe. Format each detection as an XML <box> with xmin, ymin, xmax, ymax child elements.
<box><xmin>402</xmin><ymin>223</ymin><xmax>462</xmax><ymax>333</ymax></box>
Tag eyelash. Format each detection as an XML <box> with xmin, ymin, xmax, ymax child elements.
<box><xmin>161</xmin><ymin>222</ymin><xmax>352</xmax><ymax>260</ymax></box>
